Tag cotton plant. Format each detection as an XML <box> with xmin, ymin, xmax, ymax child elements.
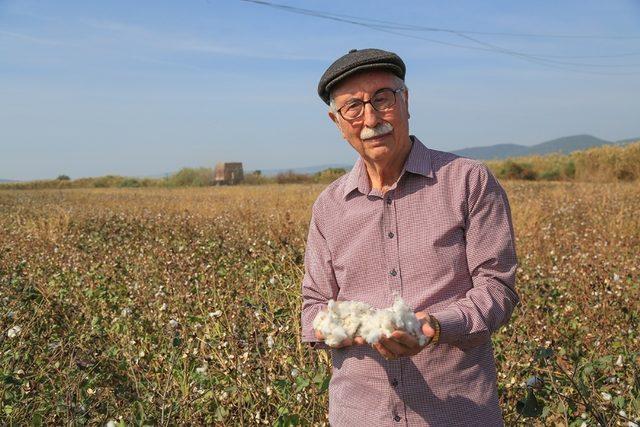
<box><xmin>313</xmin><ymin>297</ymin><xmax>428</xmax><ymax>346</ymax></box>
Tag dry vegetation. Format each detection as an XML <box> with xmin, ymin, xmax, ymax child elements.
<box><xmin>1</xmin><ymin>182</ymin><xmax>639</xmax><ymax>426</ymax></box>
<box><xmin>2</xmin><ymin>142</ymin><xmax>639</xmax><ymax>192</ymax></box>
<box><xmin>486</xmin><ymin>141</ymin><xmax>640</xmax><ymax>182</ymax></box>
<box><xmin>0</xmin><ymin>167</ymin><xmax>348</xmax><ymax>191</ymax></box>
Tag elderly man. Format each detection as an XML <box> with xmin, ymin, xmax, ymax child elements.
<box><xmin>300</xmin><ymin>48</ymin><xmax>519</xmax><ymax>426</ymax></box>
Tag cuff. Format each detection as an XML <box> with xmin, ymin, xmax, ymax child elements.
<box><xmin>431</xmin><ymin>308</ymin><xmax>466</xmax><ymax>345</ymax></box>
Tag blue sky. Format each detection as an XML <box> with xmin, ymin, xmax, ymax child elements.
<box><xmin>1</xmin><ymin>0</ymin><xmax>639</xmax><ymax>180</ymax></box>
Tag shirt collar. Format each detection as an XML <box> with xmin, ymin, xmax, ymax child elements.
<box><xmin>343</xmin><ymin>156</ymin><xmax>370</xmax><ymax>199</ymax></box>
<box><xmin>404</xmin><ymin>136</ymin><xmax>434</xmax><ymax>179</ymax></box>
<box><xmin>343</xmin><ymin>135</ymin><xmax>434</xmax><ymax>199</ymax></box>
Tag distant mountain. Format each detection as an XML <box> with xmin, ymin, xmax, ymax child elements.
<box><xmin>255</xmin><ymin>134</ymin><xmax>640</xmax><ymax>175</ymax></box>
<box><xmin>0</xmin><ymin>179</ymin><xmax>17</xmax><ymax>183</ymax></box>
<box><xmin>526</xmin><ymin>134</ymin><xmax>611</xmax><ymax>156</ymax></box>
<box><xmin>452</xmin><ymin>134</ymin><xmax>638</xmax><ymax>160</ymax></box>
<box><xmin>451</xmin><ymin>143</ymin><xmax>530</xmax><ymax>160</ymax></box>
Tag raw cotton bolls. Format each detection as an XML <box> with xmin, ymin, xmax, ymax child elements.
<box><xmin>389</xmin><ymin>298</ymin><xmax>428</xmax><ymax>347</ymax></box>
<box><xmin>361</xmin><ymin>298</ymin><xmax>429</xmax><ymax>346</ymax></box>
<box><xmin>313</xmin><ymin>300</ymin><xmax>374</xmax><ymax>346</ymax></box>
<box><xmin>358</xmin><ymin>309</ymin><xmax>397</xmax><ymax>344</ymax></box>
<box><xmin>313</xmin><ymin>297</ymin><xmax>428</xmax><ymax>346</ymax></box>
<box><xmin>7</xmin><ymin>325</ymin><xmax>22</xmax><ymax>338</ymax></box>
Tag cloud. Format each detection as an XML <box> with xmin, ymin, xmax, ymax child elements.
<box><xmin>80</xmin><ymin>18</ymin><xmax>325</xmax><ymax>61</ymax></box>
<box><xmin>0</xmin><ymin>30</ymin><xmax>65</xmax><ymax>46</ymax></box>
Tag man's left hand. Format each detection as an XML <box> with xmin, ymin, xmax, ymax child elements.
<box><xmin>372</xmin><ymin>311</ymin><xmax>436</xmax><ymax>360</ymax></box>
<box><xmin>374</xmin><ymin>330</ymin><xmax>424</xmax><ymax>360</ymax></box>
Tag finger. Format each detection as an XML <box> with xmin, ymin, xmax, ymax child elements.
<box><xmin>373</xmin><ymin>342</ymin><xmax>395</xmax><ymax>360</ymax></box>
<box><xmin>315</xmin><ymin>329</ymin><xmax>324</xmax><ymax>340</ymax></box>
<box><xmin>415</xmin><ymin>311</ymin><xmax>428</xmax><ymax>320</ymax></box>
<box><xmin>353</xmin><ymin>337</ymin><xmax>364</xmax><ymax>345</ymax></box>
<box><xmin>419</xmin><ymin>317</ymin><xmax>435</xmax><ymax>338</ymax></box>
<box><xmin>378</xmin><ymin>336</ymin><xmax>407</xmax><ymax>356</ymax></box>
<box><xmin>332</xmin><ymin>337</ymin><xmax>353</xmax><ymax>348</ymax></box>
<box><xmin>390</xmin><ymin>330</ymin><xmax>419</xmax><ymax>349</ymax></box>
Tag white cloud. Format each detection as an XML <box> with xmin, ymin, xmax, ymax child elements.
<box><xmin>0</xmin><ymin>29</ymin><xmax>65</xmax><ymax>46</ymax></box>
<box><xmin>79</xmin><ymin>18</ymin><xmax>324</xmax><ymax>61</ymax></box>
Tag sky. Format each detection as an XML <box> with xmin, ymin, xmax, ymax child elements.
<box><xmin>1</xmin><ymin>0</ymin><xmax>639</xmax><ymax>181</ymax></box>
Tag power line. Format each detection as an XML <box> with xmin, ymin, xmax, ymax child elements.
<box><xmin>239</xmin><ymin>0</ymin><xmax>640</xmax><ymax>75</ymax></box>
<box><xmin>241</xmin><ymin>0</ymin><xmax>640</xmax><ymax>40</ymax></box>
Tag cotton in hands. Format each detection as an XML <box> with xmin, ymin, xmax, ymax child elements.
<box><xmin>312</xmin><ymin>297</ymin><xmax>429</xmax><ymax>347</ymax></box>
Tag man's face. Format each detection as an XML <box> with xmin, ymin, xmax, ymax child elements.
<box><xmin>328</xmin><ymin>70</ymin><xmax>410</xmax><ymax>164</ymax></box>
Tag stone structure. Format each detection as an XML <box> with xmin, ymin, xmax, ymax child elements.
<box><xmin>214</xmin><ymin>162</ymin><xmax>244</xmax><ymax>185</ymax></box>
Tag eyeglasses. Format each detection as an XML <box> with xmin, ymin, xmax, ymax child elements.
<box><xmin>336</xmin><ymin>87</ymin><xmax>404</xmax><ymax>121</ymax></box>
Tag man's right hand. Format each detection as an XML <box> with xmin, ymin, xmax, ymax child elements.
<box><xmin>315</xmin><ymin>329</ymin><xmax>366</xmax><ymax>348</ymax></box>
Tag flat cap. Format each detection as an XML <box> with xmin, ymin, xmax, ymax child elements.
<box><xmin>318</xmin><ymin>48</ymin><xmax>406</xmax><ymax>105</ymax></box>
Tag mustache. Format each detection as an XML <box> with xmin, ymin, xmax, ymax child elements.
<box><xmin>360</xmin><ymin>122</ymin><xmax>393</xmax><ymax>140</ymax></box>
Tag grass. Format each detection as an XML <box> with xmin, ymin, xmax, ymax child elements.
<box><xmin>1</xmin><ymin>182</ymin><xmax>639</xmax><ymax>425</ymax></box>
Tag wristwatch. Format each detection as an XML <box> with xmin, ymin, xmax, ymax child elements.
<box><xmin>428</xmin><ymin>315</ymin><xmax>441</xmax><ymax>346</ymax></box>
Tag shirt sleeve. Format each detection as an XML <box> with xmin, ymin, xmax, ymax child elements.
<box><xmin>431</xmin><ymin>163</ymin><xmax>519</xmax><ymax>349</ymax></box>
<box><xmin>300</xmin><ymin>203</ymin><xmax>340</xmax><ymax>349</ymax></box>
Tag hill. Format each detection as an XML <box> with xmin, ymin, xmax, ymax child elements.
<box><xmin>452</xmin><ymin>134</ymin><xmax>637</xmax><ymax>160</ymax></box>
<box><xmin>486</xmin><ymin>140</ymin><xmax>640</xmax><ymax>182</ymax></box>
<box><xmin>451</xmin><ymin>143</ymin><xmax>530</xmax><ymax>160</ymax></box>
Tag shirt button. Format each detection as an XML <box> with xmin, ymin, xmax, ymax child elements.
<box><xmin>390</xmin><ymin>269</ymin><xmax>397</xmax><ymax>277</ymax></box>
<box><xmin>391</xmin><ymin>378</ymin><xmax>398</xmax><ymax>387</ymax></box>
<box><xmin>386</xmin><ymin>198</ymin><xmax>392</xmax><ymax>205</ymax></box>
<box><xmin>388</xmin><ymin>232</ymin><xmax>394</xmax><ymax>238</ymax></box>
<box><xmin>394</xmin><ymin>415</ymin><xmax>401</xmax><ymax>422</ymax></box>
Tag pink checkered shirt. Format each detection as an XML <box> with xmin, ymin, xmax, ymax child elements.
<box><xmin>301</xmin><ymin>136</ymin><xmax>518</xmax><ymax>426</ymax></box>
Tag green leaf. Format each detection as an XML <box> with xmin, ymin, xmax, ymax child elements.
<box><xmin>274</xmin><ymin>379</ymin><xmax>289</xmax><ymax>394</ymax></box>
<box><xmin>295</xmin><ymin>376</ymin><xmax>310</xmax><ymax>391</ymax></box>
<box><xmin>612</xmin><ymin>395</ymin><xmax>625</xmax><ymax>409</ymax></box>
<box><xmin>135</xmin><ymin>401</ymin><xmax>146</xmax><ymax>425</ymax></box>
<box><xmin>277</xmin><ymin>406</ymin><xmax>289</xmax><ymax>416</ymax></box>
<box><xmin>31</xmin><ymin>412</ymin><xmax>43</xmax><ymax>427</ymax></box>
<box><xmin>516</xmin><ymin>390</ymin><xmax>543</xmax><ymax>418</ymax></box>
<box><xmin>316</xmin><ymin>376</ymin><xmax>330</xmax><ymax>394</ymax></box>
<box><xmin>535</xmin><ymin>347</ymin><xmax>554</xmax><ymax>361</ymax></box>
<box><xmin>3</xmin><ymin>375</ymin><xmax>20</xmax><ymax>386</ymax></box>
<box><xmin>541</xmin><ymin>405</ymin><xmax>550</xmax><ymax>418</ymax></box>
<box><xmin>214</xmin><ymin>406</ymin><xmax>228</xmax><ymax>422</ymax></box>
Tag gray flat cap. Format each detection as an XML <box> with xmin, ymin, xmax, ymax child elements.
<box><xmin>318</xmin><ymin>48</ymin><xmax>406</xmax><ymax>105</ymax></box>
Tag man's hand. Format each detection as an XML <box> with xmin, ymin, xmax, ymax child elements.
<box><xmin>372</xmin><ymin>311</ymin><xmax>436</xmax><ymax>360</ymax></box>
<box><xmin>314</xmin><ymin>329</ymin><xmax>366</xmax><ymax>348</ymax></box>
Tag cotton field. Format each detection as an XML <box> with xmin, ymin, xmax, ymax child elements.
<box><xmin>0</xmin><ymin>182</ymin><xmax>638</xmax><ymax>425</ymax></box>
